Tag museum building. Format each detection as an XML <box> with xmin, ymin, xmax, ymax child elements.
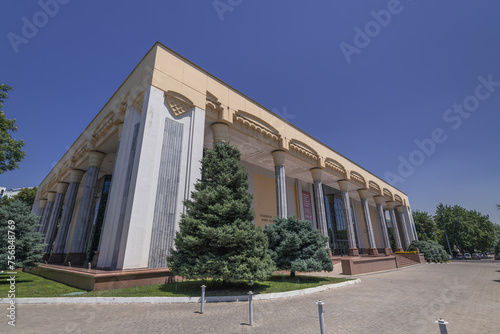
<box><xmin>33</xmin><ymin>42</ymin><xmax>418</xmax><ymax>273</ymax></box>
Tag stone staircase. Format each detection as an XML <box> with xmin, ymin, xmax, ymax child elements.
<box><xmin>394</xmin><ymin>254</ymin><xmax>420</xmax><ymax>268</ymax></box>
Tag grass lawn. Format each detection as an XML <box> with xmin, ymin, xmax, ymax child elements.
<box><xmin>0</xmin><ymin>271</ymin><xmax>85</xmax><ymax>298</ymax></box>
<box><xmin>0</xmin><ymin>271</ymin><xmax>351</xmax><ymax>298</ymax></box>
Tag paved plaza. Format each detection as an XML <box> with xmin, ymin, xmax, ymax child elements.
<box><xmin>4</xmin><ymin>261</ymin><xmax>499</xmax><ymax>333</ymax></box>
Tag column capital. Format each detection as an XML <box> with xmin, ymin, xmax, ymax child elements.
<box><xmin>396</xmin><ymin>205</ymin><xmax>405</xmax><ymax>213</ymax></box>
<box><xmin>88</xmin><ymin>151</ymin><xmax>105</xmax><ymax>168</ymax></box>
<box><xmin>39</xmin><ymin>199</ymin><xmax>47</xmax><ymax>208</ymax></box>
<box><xmin>373</xmin><ymin>196</ymin><xmax>386</xmax><ymax>205</ymax></box>
<box><xmin>272</xmin><ymin>150</ymin><xmax>286</xmax><ymax>166</ymax></box>
<box><xmin>357</xmin><ymin>189</ymin><xmax>370</xmax><ymax>200</ymax></box>
<box><xmin>386</xmin><ymin>201</ymin><xmax>398</xmax><ymax>209</ymax></box>
<box><xmin>56</xmin><ymin>182</ymin><xmax>69</xmax><ymax>194</ymax></box>
<box><xmin>310</xmin><ymin>167</ymin><xmax>322</xmax><ymax>182</ymax></box>
<box><xmin>337</xmin><ymin>179</ymin><xmax>350</xmax><ymax>192</ymax></box>
<box><xmin>47</xmin><ymin>192</ymin><xmax>57</xmax><ymax>202</ymax></box>
<box><xmin>70</xmin><ymin>169</ymin><xmax>85</xmax><ymax>183</ymax></box>
<box><xmin>211</xmin><ymin>122</ymin><xmax>229</xmax><ymax>144</ymax></box>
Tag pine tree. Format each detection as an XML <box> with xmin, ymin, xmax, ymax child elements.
<box><xmin>0</xmin><ymin>200</ymin><xmax>45</xmax><ymax>269</ymax></box>
<box><xmin>264</xmin><ymin>216</ymin><xmax>333</xmax><ymax>277</ymax></box>
<box><xmin>167</xmin><ymin>142</ymin><xmax>275</xmax><ymax>284</ymax></box>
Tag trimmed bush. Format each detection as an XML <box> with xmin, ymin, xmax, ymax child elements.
<box><xmin>407</xmin><ymin>240</ymin><xmax>448</xmax><ymax>262</ymax></box>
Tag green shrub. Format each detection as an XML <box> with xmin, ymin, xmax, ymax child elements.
<box><xmin>407</xmin><ymin>240</ymin><xmax>448</xmax><ymax>262</ymax></box>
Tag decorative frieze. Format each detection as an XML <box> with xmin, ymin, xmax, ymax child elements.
<box><xmin>324</xmin><ymin>158</ymin><xmax>346</xmax><ymax>178</ymax></box>
<box><xmin>369</xmin><ymin>180</ymin><xmax>381</xmax><ymax>193</ymax></box>
<box><xmin>72</xmin><ymin>141</ymin><xmax>88</xmax><ymax>167</ymax></box>
<box><xmin>132</xmin><ymin>91</ymin><xmax>145</xmax><ymax>113</ymax></box>
<box><xmin>394</xmin><ymin>194</ymin><xmax>403</xmax><ymax>204</ymax></box>
<box><xmin>350</xmin><ymin>171</ymin><xmax>366</xmax><ymax>187</ymax></box>
<box><xmin>206</xmin><ymin>91</ymin><xmax>223</xmax><ymax>113</ymax></box>
<box><xmin>91</xmin><ymin>112</ymin><xmax>116</xmax><ymax>148</ymax></box>
<box><xmin>289</xmin><ymin>139</ymin><xmax>319</xmax><ymax>165</ymax></box>
<box><xmin>233</xmin><ymin>111</ymin><xmax>280</xmax><ymax>143</ymax></box>
<box><xmin>164</xmin><ymin>91</ymin><xmax>193</xmax><ymax>117</ymax></box>
<box><xmin>383</xmin><ymin>188</ymin><xmax>393</xmax><ymax>200</ymax></box>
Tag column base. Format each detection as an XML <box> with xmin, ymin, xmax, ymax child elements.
<box><xmin>65</xmin><ymin>252</ymin><xmax>86</xmax><ymax>266</ymax></box>
<box><xmin>396</xmin><ymin>248</ymin><xmax>404</xmax><ymax>252</ymax></box>
<box><xmin>384</xmin><ymin>248</ymin><xmax>392</xmax><ymax>256</ymax></box>
<box><xmin>348</xmin><ymin>248</ymin><xmax>359</xmax><ymax>256</ymax></box>
<box><xmin>368</xmin><ymin>248</ymin><xmax>379</xmax><ymax>256</ymax></box>
<box><xmin>42</xmin><ymin>253</ymin><xmax>50</xmax><ymax>262</ymax></box>
<box><xmin>48</xmin><ymin>253</ymin><xmax>65</xmax><ymax>264</ymax></box>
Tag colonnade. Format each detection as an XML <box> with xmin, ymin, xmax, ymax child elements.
<box><xmin>36</xmin><ymin>151</ymin><xmax>106</xmax><ymax>265</ymax></box>
<box><xmin>211</xmin><ymin>122</ymin><xmax>417</xmax><ymax>255</ymax></box>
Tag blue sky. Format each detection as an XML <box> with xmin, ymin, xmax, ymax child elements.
<box><xmin>1</xmin><ymin>1</ymin><xmax>499</xmax><ymax>224</ymax></box>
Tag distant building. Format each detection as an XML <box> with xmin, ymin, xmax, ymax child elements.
<box><xmin>33</xmin><ymin>42</ymin><xmax>418</xmax><ymax>271</ymax></box>
<box><xmin>0</xmin><ymin>187</ymin><xmax>31</xmax><ymax>199</ymax></box>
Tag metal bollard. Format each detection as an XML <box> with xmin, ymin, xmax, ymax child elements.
<box><xmin>435</xmin><ymin>318</ymin><xmax>449</xmax><ymax>334</ymax></box>
<box><xmin>88</xmin><ymin>263</ymin><xmax>91</xmax><ymax>271</ymax></box>
<box><xmin>317</xmin><ymin>300</ymin><xmax>325</xmax><ymax>334</ymax></box>
<box><xmin>200</xmin><ymin>285</ymin><xmax>206</xmax><ymax>314</ymax></box>
<box><xmin>248</xmin><ymin>291</ymin><xmax>254</xmax><ymax>326</ymax></box>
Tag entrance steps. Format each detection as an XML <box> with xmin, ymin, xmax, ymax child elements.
<box><xmin>394</xmin><ymin>254</ymin><xmax>420</xmax><ymax>268</ymax></box>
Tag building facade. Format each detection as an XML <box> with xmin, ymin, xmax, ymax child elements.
<box><xmin>33</xmin><ymin>42</ymin><xmax>418</xmax><ymax>270</ymax></box>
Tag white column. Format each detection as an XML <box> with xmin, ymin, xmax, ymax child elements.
<box><xmin>397</xmin><ymin>206</ymin><xmax>411</xmax><ymax>248</ymax></box>
<box><xmin>405</xmin><ymin>206</ymin><xmax>418</xmax><ymax>241</ymax></box>
<box><xmin>43</xmin><ymin>182</ymin><xmax>69</xmax><ymax>254</ymax></box>
<box><xmin>374</xmin><ymin>196</ymin><xmax>391</xmax><ymax>253</ymax></box>
<box><xmin>97</xmin><ymin>112</ymin><xmax>140</xmax><ymax>269</ymax></box>
<box><xmin>40</xmin><ymin>192</ymin><xmax>56</xmax><ymax>235</ymax></box>
<box><xmin>358</xmin><ymin>189</ymin><xmax>378</xmax><ymax>255</ymax></box>
<box><xmin>338</xmin><ymin>180</ymin><xmax>358</xmax><ymax>256</ymax></box>
<box><xmin>387</xmin><ymin>202</ymin><xmax>403</xmax><ymax>251</ymax></box>
<box><xmin>310</xmin><ymin>168</ymin><xmax>328</xmax><ymax>240</ymax></box>
<box><xmin>36</xmin><ymin>199</ymin><xmax>48</xmax><ymax>233</ymax></box>
<box><xmin>52</xmin><ymin>169</ymin><xmax>84</xmax><ymax>258</ymax></box>
<box><xmin>67</xmin><ymin>151</ymin><xmax>105</xmax><ymax>264</ymax></box>
<box><xmin>272</xmin><ymin>150</ymin><xmax>288</xmax><ymax>218</ymax></box>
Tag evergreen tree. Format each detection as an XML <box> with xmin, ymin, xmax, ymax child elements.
<box><xmin>0</xmin><ymin>200</ymin><xmax>44</xmax><ymax>269</ymax></box>
<box><xmin>167</xmin><ymin>143</ymin><xmax>274</xmax><ymax>284</ymax></box>
<box><xmin>264</xmin><ymin>216</ymin><xmax>333</xmax><ymax>277</ymax></box>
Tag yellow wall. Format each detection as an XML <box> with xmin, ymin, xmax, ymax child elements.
<box><xmin>356</xmin><ymin>204</ymin><xmax>369</xmax><ymax>247</ymax></box>
<box><xmin>254</xmin><ymin>173</ymin><xmax>277</xmax><ymax>228</ymax></box>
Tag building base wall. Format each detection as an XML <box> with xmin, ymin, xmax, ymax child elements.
<box><xmin>25</xmin><ymin>265</ymin><xmax>180</xmax><ymax>291</ymax></box>
<box><xmin>341</xmin><ymin>256</ymin><xmax>397</xmax><ymax>275</ymax></box>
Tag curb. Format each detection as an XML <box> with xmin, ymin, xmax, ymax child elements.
<box><xmin>0</xmin><ymin>279</ymin><xmax>360</xmax><ymax>304</ymax></box>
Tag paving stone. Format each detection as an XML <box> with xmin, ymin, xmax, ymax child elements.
<box><xmin>3</xmin><ymin>261</ymin><xmax>499</xmax><ymax>333</ymax></box>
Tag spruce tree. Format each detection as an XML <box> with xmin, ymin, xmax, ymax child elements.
<box><xmin>0</xmin><ymin>200</ymin><xmax>44</xmax><ymax>269</ymax></box>
<box><xmin>264</xmin><ymin>216</ymin><xmax>333</xmax><ymax>277</ymax></box>
<box><xmin>167</xmin><ymin>142</ymin><xmax>275</xmax><ymax>284</ymax></box>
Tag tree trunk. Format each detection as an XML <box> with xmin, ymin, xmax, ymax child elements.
<box><xmin>290</xmin><ymin>271</ymin><xmax>295</xmax><ymax>278</ymax></box>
